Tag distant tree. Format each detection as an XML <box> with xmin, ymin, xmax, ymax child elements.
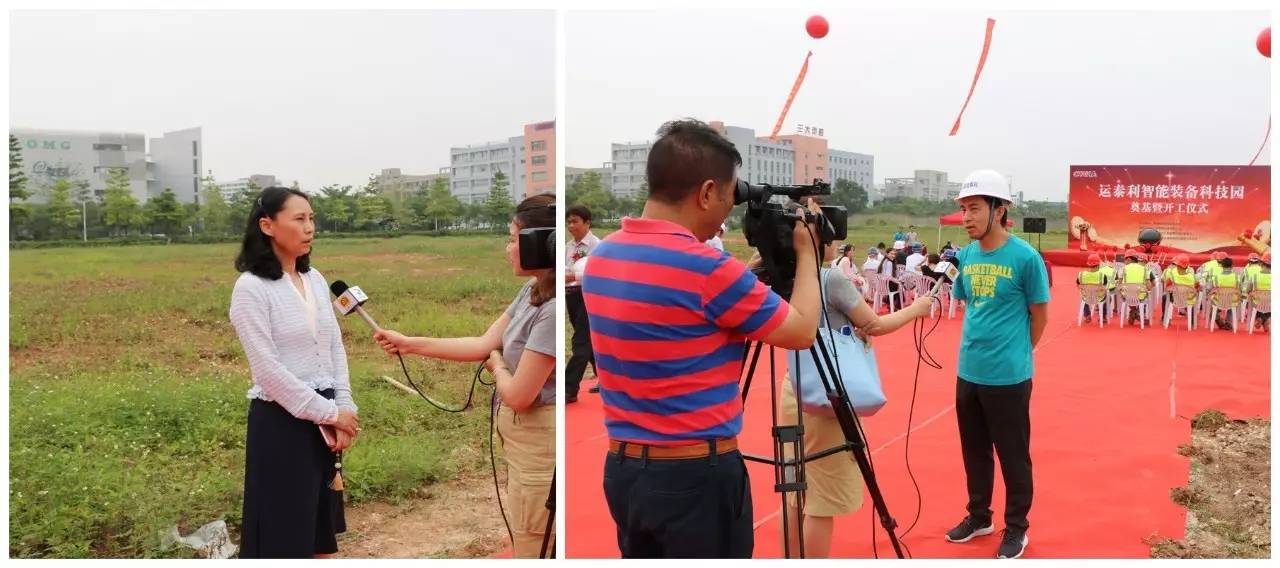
<box><xmin>45</xmin><ymin>178</ymin><xmax>80</xmax><ymax>239</ymax></box>
<box><xmin>143</xmin><ymin>188</ymin><xmax>186</xmax><ymax>236</ymax></box>
<box><xmin>10</xmin><ymin>134</ymin><xmax>30</xmax><ymax>201</ymax></box>
<box><xmin>483</xmin><ymin>171</ymin><xmax>514</xmax><ymax>230</ymax></box>
<box><xmin>102</xmin><ymin>168</ymin><xmax>142</xmax><ymax>236</ymax></box>
<box><xmin>423</xmin><ymin>177</ymin><xmax>462</xmax><ymax>231</ymax></box>
<box><xmin>198</xmin><ymin>173</ymin><xmax>231</xmax><ymax>235</ymax></box>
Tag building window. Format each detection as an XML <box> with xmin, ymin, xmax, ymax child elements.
<box><xmin>532</xmin><ymin>171</ymin><xmax>548</xmax><ymax>182</ymax></box>
<box><xmin>93</xmin><ymin>143</ymin><xmax>126</xmax><ymax>151</ymax></box>
<box><xmin>532</xmin><ymin>155</ymin><xmax>548</xmax><ymax>166</ymax></box>
<box><xmin>192</xmin><ymin>141</ymin><xmax>198</xmax><ymax>156</ymax></box>
<box><xmin>193</xmin><ymin>160</ymin><xmax>199</xmax><ymax>174</ymax></box>
<box><xmin>531</xmin><ymin>140</ymin><xmax>547</xmax><ymax>151</ymax></box>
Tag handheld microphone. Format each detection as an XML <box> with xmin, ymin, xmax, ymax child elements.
<box><xmin>330</xmin><ymin>280</ymin><xmax>381</xmax><ymax>331</ymax></box>
<box><xmin>928</xmin><ymin>263</ymin><xmax>960</xmax><ymax>297</ymax></box>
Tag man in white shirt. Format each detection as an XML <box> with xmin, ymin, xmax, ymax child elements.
<box><xmin>906</xmin><ymin>243</ymin><xmax>928</xmax><ymax>273</ymax></box>
<box><xmin>705</xmin><ymin>223</ymin><xmax>726</xmax><ymax>252</ymax></box>
<box><xmin>862</xmin><ymin>248</ymin><xmax>882</xmax><ymax>272</ymax></box>
<box><xmin>566</xmin><ymin>205</ymin><xmax>601</xmax><ymax>402</ymax></box>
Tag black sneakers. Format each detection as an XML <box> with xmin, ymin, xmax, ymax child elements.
<box><xmin>944</xmin><ymin>517</ymin><xmax>994</xmax><ymax>543</ymax></box>
<box><xmin>997</xmin><ymin>529</ymin><xmax>1029</xmax><ymax>559</ymax></box>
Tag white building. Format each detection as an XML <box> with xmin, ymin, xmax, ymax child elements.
<box><xmin>10</xmin><ymin>127</ymin><xmax>202</xmax><ymax>204</ymax></box>
<box><xmin>882</xmin><ymin>170</ymin><xmax>961</xmax><ymax>202</ymax></box>
<box><xmin>148</xmin><ymin>127</ymin><xmax>202</xmax><ymax>203</ymax></box>
<box><xmin>450</xmin><ymin>137</ymin><xmax>525</xmax><ymax>205</ymax></box>
<box><xmin>215</xmin><ymin>174</ymin><xmax>281</xmax><ymax>201</ymax></box>
<box><xmin>609</xmin><ymin>142</ymin><xmax>650</xmax><ymax>198</ymax></box>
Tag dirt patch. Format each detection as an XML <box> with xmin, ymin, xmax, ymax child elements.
<box><xmin>1149</xmin><ymin>411</ymin><xmax>1270</xmax><ymax>559</ymax></box>
<box><xmin>338</xmin><ymin>472</ymin><xmax>509</xmax><ymax>559</ymax></box>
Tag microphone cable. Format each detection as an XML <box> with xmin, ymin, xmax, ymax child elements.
<box><xmin>394</xmin><ymin>352</ymin><xmax>492</xmax><ymax>413</ymax></box>
<box><xmin>392</xmin><ymin>355</ymin><xmax>515</xmax><ymax>552</ymax></box>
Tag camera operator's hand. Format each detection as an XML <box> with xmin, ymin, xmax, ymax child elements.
<box><xmin>791</xmin><ymin>198</ymin><xmax>824</xmax><ymax>255</ymax></box>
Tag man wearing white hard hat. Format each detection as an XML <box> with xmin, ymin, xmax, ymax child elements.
<box><xmin>944</xmin><ymin>169</ymin><xmax>1049</xmax><ymax>559</ymax></box>
<box><xmin>565</xmin><ymin>204</ymin><xmax>601</xmax><ymax>402</ymax></box>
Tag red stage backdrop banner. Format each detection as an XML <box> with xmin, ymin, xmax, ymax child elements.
<box><xmin>1067</xmin><ymin>165</ymin><xmax>1271</xmax><ymax>255</ymax></box>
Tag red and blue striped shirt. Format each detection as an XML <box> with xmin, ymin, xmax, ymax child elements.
<box><xmin>581</xmin><ymin>217</ymin><xmax>790</xmax><ymax>446</ymax></box>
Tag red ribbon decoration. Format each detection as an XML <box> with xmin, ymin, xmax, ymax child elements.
<box><xmin>950</xmin><ymin>18</ymin><xmax>996</xmax><ymax>136</ymax></box>
<box><xmin>769</xmin><ymin>50</ymin><xmax>812</xmax><ymax>141</ymax></box>
<box><xmin>1247</xmin><ymin>116</ymin><xmax>1271</xmax><ymax>166</ymax></box>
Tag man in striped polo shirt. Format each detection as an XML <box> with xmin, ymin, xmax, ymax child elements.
<box><xmin>581</xmin><ymin>119</ymin><xmax>825</xmax><ymax>558</ymax></box>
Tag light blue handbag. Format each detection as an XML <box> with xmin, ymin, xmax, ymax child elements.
<box><xmin>787</xmin><ymin>269</ymin><xmax>887</xmax><ymax>417</ymax></box>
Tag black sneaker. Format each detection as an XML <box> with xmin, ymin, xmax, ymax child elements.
<box><xmin>566</xmin><ymin>394</ymin><xmax>578</xmax><ymax>403</ymax></box>
<box><xmin>588</xmin><ymin>384</ymin><xmax>600</xmax><ymax>394</ymax></box>
<box><xmin>945</xmin><ymin>517</ymin><xmax>994</xmax><ymax>543</ymax></box>
<box><xmin>996</xmin><ymin>529</ymin><xmax>1028</xmax><ymax>559</ymax></box>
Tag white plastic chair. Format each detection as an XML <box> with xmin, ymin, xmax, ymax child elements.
<box><xmin>1118</xmin><ymin>284</ymin><xmax>1150</xmax><ymax>329</ymax></box>
<box><xmin>1163</xmin><ymin>285</ymin><xmax>1198</xmax><ymax>330</ymax></box>
<box><xmin>900</xmin><ymin>272</ymin><xmax>926</xmax><ymax>306</ymax></box>
<box><xmin>1207</xmin><ymin>287</ymin><xmax>1242</xmax><ymax>333</ymax></box>
<box><xmin>1077</xmin><ymin>283</ymin><xmax>1107</xmax><ymax>328</ymax></box>
<box><xmin>1247</xmin><ymin>289</ymin><xmax>1271</xmax><ymax>334</ymax></box>
<box><xmin>879</xmin><ymin>273</ymin><xmax>904</xmax><ymax>313</ymax></box>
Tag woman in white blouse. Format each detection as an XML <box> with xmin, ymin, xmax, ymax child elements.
<box><xmin>373</xmin><ymin>193</ymin><xmax>557</xmax><ymax>558</ymax></box>
<box><xmin>229</xmin><ymin>186</ymin><xmax>359</xmax><ymax>558</ymax></box>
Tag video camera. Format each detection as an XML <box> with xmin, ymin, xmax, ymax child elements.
<box><xmin>519</xmin><ymin>227</ymin><xmax>557</xmax><ymax>270</ymax></box>
<box><xmin>735</xmin><ymin>178</ymin><xmax>847</xmax><ymax>299</ymax></box>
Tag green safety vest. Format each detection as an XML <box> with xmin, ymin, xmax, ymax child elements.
<box><xmin>1123</xmin><ymin>263</ymin><xmax>1148</xmax><ymax>284</ymax></box>
<box><xmin>1171</xmin><ymin>270</ymin><xmax>1196</xmax><ymax>288</ymax></box>
<box><xmin>1215</xmin><ymin>272</ymin><xmax>1238</xmax><ymax>289</ymax></box>
<box><xmin>1098</xmin><ymin>265</ymin><xmax>1117</xmax><ymax>289</ymax></box>
<box><xmin>1255</xmin><ymin>272</ymin><xmax>1270</xmax><ymax>292</ymax></box>
<box><xmin>1079</xmin><ymin>270</ymin><xmax>1103</xmax><ymax>285</ymax></box>
<box><xmin>1245</xmin><ymin>264</ymin><xmax>1263</xmax><ymax>281</ymax></box>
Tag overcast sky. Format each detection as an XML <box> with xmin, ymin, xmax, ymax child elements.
<box><xmin>567</xmin><ymin>9</ymin><xmax>1271</xmax><ymax>201</ymax></box>
<box><xmin>10</xmin><ymin>10</ymin><xmax>555</xmax><ymax>189</ymax></box>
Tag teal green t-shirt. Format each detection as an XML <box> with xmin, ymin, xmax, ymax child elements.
<box><xmin>951</xmin><ymin>235</ymin><xmax>1050</xmax><ymax>386</ymax></box>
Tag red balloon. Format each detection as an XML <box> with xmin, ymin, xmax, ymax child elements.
<box><xmin>1259</xmin><ymin>27</ymin><xmax>1271</xmax><ymax>58</ymax></box>
<box><xmin>806</xmin><ymin>15</ymin><xmax>829</xmax><ymax>39</ymax></box>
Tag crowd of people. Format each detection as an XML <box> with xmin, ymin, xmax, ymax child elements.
<box><xmin>1074</xmin><ymin>249</ymin><xmax>1271</xmax><ymax>332</ymax></box>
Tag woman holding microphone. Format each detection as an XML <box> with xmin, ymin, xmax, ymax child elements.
<box><xmin>372</xmin><ymin>193</ymin><xmax>557</xmax><ymax>558</ymax></box>
<box><xmin>229</xmin><ymin>186</ymin><xmax>359</xmax><ymax>558</ymax></box>
<box><xmin>781</xmin><ymin>238</ymin><xmax>935</xmax><ymax>558</ymax></box>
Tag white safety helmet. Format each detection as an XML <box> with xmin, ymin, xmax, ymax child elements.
<box><xmin>955</xmin><ymin>169</ymin><xmax>1013</xmax><ymax>204</ymax></box>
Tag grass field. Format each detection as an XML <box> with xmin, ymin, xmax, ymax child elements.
<box><xmin>8</xmin><ymin>235</ymin><xmax>526</xmax><ymax>558</ymax></box>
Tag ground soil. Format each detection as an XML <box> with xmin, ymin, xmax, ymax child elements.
<box><xmin>1148</xmin><ymin>411</ymin><xmax>1270</xmax><ymax>559</ymax></box>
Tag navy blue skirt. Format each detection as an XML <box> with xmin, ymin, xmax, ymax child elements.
<box><xmin>240</xmin><ymin>389</ymin><xmax>346</xmax><ymax>558</ymax></box>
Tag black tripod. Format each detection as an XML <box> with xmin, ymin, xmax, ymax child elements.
<box><xmin>539</xmin><ymin>469</ymin><xmax>556</xmax><ymax>559</ymax></box>
<box><xmin>738</xmin><ymin>336</ymin><xmax>906</xmax><ymax>559</ymax></box>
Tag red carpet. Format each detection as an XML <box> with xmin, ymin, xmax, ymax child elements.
<box><xmin>565</xmin><ymin>266</ymin><xmax>1270</xmax><ymax>558</ymax></box>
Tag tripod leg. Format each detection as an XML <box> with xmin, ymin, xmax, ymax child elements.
<box><xmin>539</xmin><ymin>470</ymin><xmax>556</xmax><ymax>559</ymax></box>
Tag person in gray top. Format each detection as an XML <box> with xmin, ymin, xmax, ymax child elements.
<box><xmin>780</xmin><ymin>239</ymin><xmax>934</xmax><ymax>558</ymax></box>
<box><xmin>373</xmin><ymin>193</ymin><xmax>556</xmax><ymax>557</ymax></box>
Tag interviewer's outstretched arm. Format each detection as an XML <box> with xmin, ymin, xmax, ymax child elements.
<box><xmin>373</xmin><ymin>314</ymin><xmax>509</xmax><ymax>363</ymax></box>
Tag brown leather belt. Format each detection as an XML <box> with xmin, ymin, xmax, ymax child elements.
<box><xmin>608</xmin><ymin>438</ymin><xmax>738</xmax><ymax>460</ymax></box>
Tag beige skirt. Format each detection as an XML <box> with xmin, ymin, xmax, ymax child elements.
<box><xmin>496</xmin><ymin>403</ymin><xmax>556</xmax><ymax>558</ymax></box>
<box><xmin>779</xmin><ymin>381</ymin><xmax>865</xmax><ymax>517</ymax></box>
